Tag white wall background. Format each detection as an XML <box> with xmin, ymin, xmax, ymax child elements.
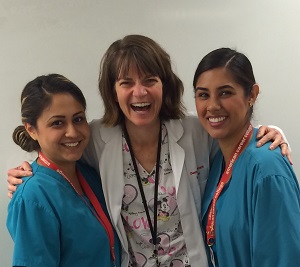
<box><xmin>1</xmin><ymin>0</ymin><xmax>299</xmax><ymax>265</ymax></box>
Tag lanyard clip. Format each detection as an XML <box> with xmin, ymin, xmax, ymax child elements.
<box><xmin>208</xmin><ymin>237</ymin><xmax>215</xmax><ymax>247</ymax></box>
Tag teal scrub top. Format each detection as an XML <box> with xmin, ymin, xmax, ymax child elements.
<box><xmin>7</xmin><ymin>160</ymin><xmax>121</xmax><ymax>267</ymax></box>
<box><xmin>202</xmin><ymin>129</ymin><xmax>300</xmax><ymax>267</ymax></box>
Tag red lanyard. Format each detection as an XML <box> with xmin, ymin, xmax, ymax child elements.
<box><xmin>206</xmin><ymin>124</ymin><xmax>253</xmax><ymax>247</ymax></box>
<box><xmin>38</xmin><ymin>152</ymin><xmax>116</xmax><ymax>263</ymax></box>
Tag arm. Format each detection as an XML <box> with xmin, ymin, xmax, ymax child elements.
<box><xmin>252</xmin><ymin>171</ymin><xmax>300</xmax><ymax>266</ymax></box>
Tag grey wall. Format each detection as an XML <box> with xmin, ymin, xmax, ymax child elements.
<box><xmin>1</xmin><ymin>0</ymin><xmax>299</xmax><ymax>265</ymax></box>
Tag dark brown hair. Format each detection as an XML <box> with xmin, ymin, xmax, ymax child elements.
<box><xmin>193</xmin><ymin>48</ymin><xmax>256</xmax><ymax>116</ymax></box>
<box><xmin>13</xmin><ymin>74</ymin><xmax>86</xmax><ymax>152</ymax></box>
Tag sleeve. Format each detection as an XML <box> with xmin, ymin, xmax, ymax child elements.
<box><xmin>252</xmin><ymin>173</ymin><xmax>300</xmax><ymax>266</ymax></box>
<box><xmin>7</xmin><ymin>196</ymin><xmax>60</xmax><ymax>267</ymax></box>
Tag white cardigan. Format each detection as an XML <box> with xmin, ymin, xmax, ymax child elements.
<box><xmin>83</xmin><ymin>115</ymin><xmax>219</xmax><ymax>267</ymax></box>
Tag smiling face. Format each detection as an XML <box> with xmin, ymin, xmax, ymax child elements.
<box><xmin>115</xmin><ymin>69</ymin><xmax>163</xmax><ymax>130</ymax></box>
<box><xmin>25</xmin><ymin>93</ymin><xmax>90</xmax><ymax>169</ymax></box>
<box><xmin>195</xmin><ymin>67</ymin><xmax>258</xmax><ymax>144</ymax></box>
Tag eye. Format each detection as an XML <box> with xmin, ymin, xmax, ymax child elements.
<box><xmin>51</xmin><ymin>120</ymin><xmax>63</xmax><ymax>127</ymax></box>
<box><xmin>220</xmin><ymin>90</ymin><xmax>233</xmax><ymax>97</ymax></box>
<box><xmin>118</xmin><ymin>80</ymin><xmax>132</xmax><ymax>87</ymax></box>
<box><xmin>74</xmin><ymin>115</ymin><xmax>87</xmax><ymax>123</ymax></box>
<box><xmin>144</xmin><ymin>77</ymin><xmax>158</xmax><ymax>86</ymax></box>
<box><xmin>196</xmin><ymin>91</ymin><xmax>209</xmax><ymax>99</ymax></box>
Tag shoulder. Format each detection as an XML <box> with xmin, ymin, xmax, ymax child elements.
<box><xmin>84</xmin><ymin>119</ymin><xmax>123</xmax><ymax>168</ymax></box>
<box><xmin>165</xmin><ymin>113</ymin><xmax>211</xmax><ymax>139</ymax></box>
<box><xmin>243</xmin><ymin>140</ymin><xmax>297</xmax><ymax>185</ymax></box>
<box><xmin>88</xmin><ymin>119</ymin><xmax>122</xmax><ymax>143</ymax></box>
<box><xmin>9</xmin><ymin>163</ymin><xmax>58</xmax><ymax>214</ymax></box>
<box><xmin>14</xmin><ymin>163</ymin><xmax>51</xmax><ymax>197</ymax></box>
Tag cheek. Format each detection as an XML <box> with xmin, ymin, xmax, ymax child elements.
<box><xmin>85</xmin><ymin>126</ymin><xmax>91</xmax><ymax>139</ymax></box>
<box><xmin>235</xmin><ymin>101</ymin><xmax>250</xmax><ymax>114</ymax></box>
<box><xmin>155</xmin><ymin>85</ymin><xmax>163</xmax><ymax>100</ymax></box>
<box><xmin>114</xmin><ymin>85</ymin><xmax>123</xmax><ymax>103</ymax></box>
<box><xmin>195</xmin><ymin>100</ymin><xmax>205</xmax><ymax>114</ymax></box>
<box><xmin>115</xmin><ymin>89</ymin><xmax>127</xmax><ymax>105</ymax></box>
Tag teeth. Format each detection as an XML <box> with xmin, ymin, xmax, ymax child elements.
<box><xmin>209</xmin><ymin>117</ymin><xmax>226</xmax><ymax>123</ymax></box>
<box><xmin>131</xmin><ymin>102</ymin><xmax>150</xmax><ymax>107</ymax></box>
<box><xmin>64</xmin><ymin>142</ymin><xmax>79</xmax><ymax>147</ymax></box>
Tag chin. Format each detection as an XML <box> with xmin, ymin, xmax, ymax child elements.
<box><xmin>63</xmin><ymin>153</ymin><xmax>83</xmax><ymax>162</ymax></box>
<box><xmin>131</xmin><ymin>118</ymin><xmax>157</xmax><ymax>127</ymax></box>
<box><xmin>205</xmin><ymin>129</ymin><xmax>228</xmax><ymax>140</ymax></box>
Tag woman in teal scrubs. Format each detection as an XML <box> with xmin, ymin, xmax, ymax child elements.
<box><xmin>194</xmin><ymin>48</ymin><xmax>300</xmax><ymax>267</ymax></box>
<box><xmin>7</xmin><ymin>74</ymin><xmax>121</xmax><ymax>267</ymax></box>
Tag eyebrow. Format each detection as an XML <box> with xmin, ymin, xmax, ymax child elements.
<box><xmin>117</xmin><ymin>74</ymin><xmax>156</xmax><ymax>81</ymax></box>
<box><xmin>195</xmin><ymin>84</ymin><xmax>234</xmax><ymax>91</ymax></box>
<box><xmin>47</xmin><ymin>111</ymin><xmax>85</xmax><ymax>121</ymax></box>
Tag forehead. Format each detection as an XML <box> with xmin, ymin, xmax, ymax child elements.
<box><xmin>116</xmin><ymin>54</ymin><xmax>159</xmax><ymax>80</ymax></box>
<box><xmin>196</xmin><ymin>67</ymin><xmax>237</xmax><ymax>88</ymax></box>
<box><xmin>42</xmin><ymin>93</ymin><xmax>84</xmax><ymax>116</ymax></box>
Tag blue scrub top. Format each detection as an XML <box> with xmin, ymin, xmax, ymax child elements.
<box><xmin>202</xmin><ymin>128</ymin><xmax>300</xmax><ymax>267</ymax></box>
<box><xmin>7</xmin><ymin>160</ymin><xmax>121</xmax><ymax>267</ymax></box>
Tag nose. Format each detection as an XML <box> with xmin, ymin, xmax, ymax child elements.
<box><xmin>65</xmin><ymin>123</ymin><xmax>78</xmax><ymax>138</ymax></box>
<box><xmin>207</xmin><ymin>96</ymin><xmax>221</xmax><ymax>112</ymax></box>
<box><xmin>132</xmin><ymin>83</ymin><xmax>147</xmax><ymax>97</ymax></box>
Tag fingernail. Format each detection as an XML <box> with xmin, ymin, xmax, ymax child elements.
<box><xmin>269</xmin><ymin>145</ymin><xmax>274</xmax><ymax>150</ymax></box>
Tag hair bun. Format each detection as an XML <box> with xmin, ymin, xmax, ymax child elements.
<box><xmin>12</xmin><ymin>125</ymin><xmax>38</xmax><ymax>152</ymax></box>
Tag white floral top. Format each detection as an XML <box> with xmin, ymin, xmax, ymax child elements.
<box><xmin>121</xmin><ymin>124</ymin><xmax>190</xmax><ymax>267</ymax></box>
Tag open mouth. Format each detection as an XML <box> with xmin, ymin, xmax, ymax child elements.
<box><xmin>208</xmin><ymin>117</ymin><xmax>226</xmax><ymax>123</ymax></box>
<box><xmin>131</xmin><ymin>102</ymin><xmax>151</xmax><ymax>112</ymax></box>
<box><xmin>63</xmin><ymin>142</ymin><xmax>80</xmax><ymax>147</ymax></box>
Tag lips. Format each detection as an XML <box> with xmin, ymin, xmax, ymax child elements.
<box><xmin>208</xmin><ymin>116</ymin><xmax>226</xmax><ymax>123</ymax></box>
<box><xmin>63</xmin><ymin>142</ymin><xmax>80</xmax><ymax>147</ymax></box>
<box><xmin>131</xmin><ymin>102</ymin><xmax>151</xmax><ymax>111</ymax></box>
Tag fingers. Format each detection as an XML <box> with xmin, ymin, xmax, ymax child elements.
<box><xmin>256</xmin><ymin>130</ymin><xmax>282</xmax><ymax>149</ymax></box>
<box><xmin>286</xmin><ymin>154</ymin><xmax>293</xmax><ymax>165</ymax></box>
<box><xmin>278</xmin><ymin>142</ymin><xmax>293</xmax><ymax>165</ymax></box>
<box><xmin>7</xmin><ymin>184</ymin><xmax>17</xmax><ymax>199</ymax></box>
<box><xmin>7</xmin><ymin>166</ymin><xmax>32</xmax><ymax>179</ymax></box>
<box><xmin>256</xmin><ymin>127</ymin><xmax>293</xmax><ymax>165</ymax></box>
<box><xmin>7</xmin><ymin>174</ymin><xmax>23</xmax><ymax>185</ymax></box>
<box><xmin>279</xmin><ymin>142</ymin><xmax>288</xmax><ymax>149</ymax></box>
<box><xmin>19</xmin><ymin>161</ymin><xmax>32</xmax><ymax>172</ymax></box>
<box><xmin>8</xmin><ymin>191</ymin><xmax>13</xmax><ymax>199</ymax></box>
<box><xmin>8</xmin><ymin>183</ymin><xmax>17</xmax><ymax>192</ymax></box>
<box><xmin>256</xmin><ymin>125</ymin><xmax>269</xmax><ymax>141</ymax></box>
<box><xmin>7</xmin><ymin>174</ymin><xmax>22</xmax><ymax>199</ymax></box>
<box><xmin>6</xmin><ymin>163</ymin><xmax>33</xmax><ymax>198</ymax></box>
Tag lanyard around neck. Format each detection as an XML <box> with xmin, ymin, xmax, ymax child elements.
<box><xmin>206</xmin><ymin>124</ymin><xmax>253</xmax><ymax>247</ymax></box>
<box><xmin>123</xmin><ymin>124</ymin><xmax>162</xmax><ymax>257</ymax></box>
<box><xmin>38</xmin><ymin>152</ymin><xmax>116</xmax><ymax>263</ymax></box>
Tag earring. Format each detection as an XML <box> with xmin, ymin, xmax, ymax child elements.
<box><xmin>248</xmin><ymin>98</ymin><xmax>253</xmax><ymax>107</ymax></box>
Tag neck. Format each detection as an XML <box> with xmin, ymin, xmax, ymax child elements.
<box><xmin>218</xmin><ymin>123</ymin><xmax>252</xmax><ymax>165</ymax></box>
<box><xmin>125</xmin><ymin>119</ymin><xmax>161</xmax><ymax>147</ymax></box>
<box><xmin>124</xmin><ymin>119</ymin><xmax>161</xmax><ymax>173</ymax></box>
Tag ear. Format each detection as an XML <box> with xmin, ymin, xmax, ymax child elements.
<box><xmin>24</xmin><ymin>123</ymin><xmax>38</xmax><ymax>141</ymax></box>
<box><xmin>248</xmin><ymin>84</ymin><xmax>260</xmax><ymax>106</ymax></box>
